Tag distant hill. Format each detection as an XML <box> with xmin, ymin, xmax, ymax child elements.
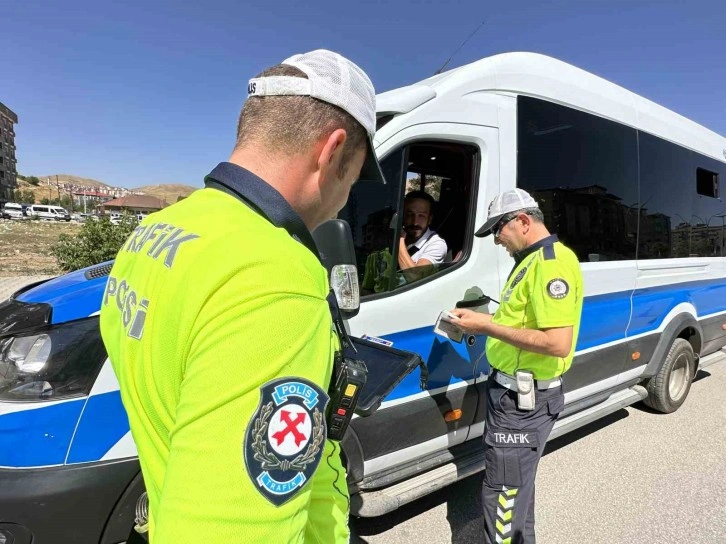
<box><xmin>37</xmin><ymin>174</ymin><xmax>109</xmax><ymax>188</ymax></box>
<box><xmin>132</xmin><ymin>184</ymin><xmax>198</xmax><ymax>203</ymax></box>
<box><xmin>16</xmin><ymin>178</ymin><xmax>69</xmax><ymax>204</ymax></box>
<box><xmin>15</xmin><ymin>174</ymin><xmax>198</xmax><ymax>205</ymax></box>
<box><xmin>15</xmin><ymin>174</ymin><xmax>111</xmax><ymax>204</ymax></box>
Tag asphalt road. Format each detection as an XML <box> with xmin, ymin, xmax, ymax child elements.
<box><xmin>351</xmin><ymin>360</ymin><xmax>726</xmax><ymax>544</ymax></box>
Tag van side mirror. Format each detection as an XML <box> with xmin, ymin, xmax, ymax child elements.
<box><xmin>312</xmin><ymin>219</ymin><xmax>360</xmax><ymax>319</ymax></box>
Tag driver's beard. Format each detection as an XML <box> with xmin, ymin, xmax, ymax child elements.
<box><xmin>405</xmin><ymin>228</ymin><xmax>423</xmax><ymax>245</ymax></box>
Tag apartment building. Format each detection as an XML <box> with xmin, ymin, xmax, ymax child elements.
<box><xmin>0</xmin><ymin>101</ymin><xmax>18</xmax><ymax>203</ymax></box>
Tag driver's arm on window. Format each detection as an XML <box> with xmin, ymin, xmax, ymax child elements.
<box><xmin>397</xmin><ymin>236</ymin><xmax>434</xmax><ymax>270</ymax></box>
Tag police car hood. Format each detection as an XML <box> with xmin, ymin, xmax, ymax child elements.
<box><xmin>14</xmin><ymin>261</ymin><xmax>113</xmax><ymax>325</ymax></box>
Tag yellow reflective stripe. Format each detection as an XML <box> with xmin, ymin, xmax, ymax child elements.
<box><xmin>498</xmin><ymin>494</ymin><xmax>513</xmax><ymax>508</ymax></box>
<box><xmin>496</xmin><ymin>520</ymin><xmax>509</xmax><ymax>533</ymax></box>
<box><xmin>498</xmin><ymin>508</ymin><xmax>512</xmax><ymax>522</ymax></box>
<box><xmin>496</xmin><ymin>486</ymin><xmax>516</xmax><ymax>540</ymax></box>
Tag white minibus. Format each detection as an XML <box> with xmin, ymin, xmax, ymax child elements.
<box><xmin>1</xmin><ymin>53</ymin><xmax>725</xmax><ymax>542</ymax></box>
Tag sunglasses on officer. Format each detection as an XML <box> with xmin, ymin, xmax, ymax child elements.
<box><xmin>492</xmin><ymin>213</ymin><xmax>520</xmax><ymax>238</ymax></box>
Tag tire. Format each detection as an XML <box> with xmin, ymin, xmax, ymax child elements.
<box><xmin>644</xmin><ymin>337</ymin><xmax>695</xmax><ymax>413</ymax></box>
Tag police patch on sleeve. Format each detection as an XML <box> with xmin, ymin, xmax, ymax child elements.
<box><xmin>547</xmin><ymin>278</ymin><xmax>569</xmax><ymax>299</ymax></box>
<box><xmin>244</xmin><ymin>377</ymin><xmax>328</xmax><ymax>506</ymax></box>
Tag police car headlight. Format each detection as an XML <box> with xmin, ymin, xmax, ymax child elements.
<box><xmin>3</xmin><ymin>334</ymin><xmax>52</xmax><ymax>373</ymax></box>
<box><xmin>0</xmin><ymin>318</ymin><xmax>106</xmax><ymax>401</ymax></box>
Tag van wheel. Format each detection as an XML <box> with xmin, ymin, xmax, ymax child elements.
<box><xmin>644</xmin><ymin>338</ymin><xmax>694</xmax><ymax>413</ymax></box>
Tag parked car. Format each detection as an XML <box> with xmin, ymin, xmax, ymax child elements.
<box><xmin>28</xmin><ymin>205</ymin><xmax>71</xmax><ymax>222</ymax></box>
<box><xmin>1</xmin><ymin>202</ymin><xmax>25</xmax><ymax>220</ymax></box>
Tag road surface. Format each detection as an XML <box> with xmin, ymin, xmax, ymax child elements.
<box><xmin>352</xmin><ymin>360</ymin><xmax>726</xmax><ymax>543</ymax></box>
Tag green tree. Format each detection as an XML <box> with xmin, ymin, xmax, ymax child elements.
<box><xmin>27</xmin><ymin>176</ymin><xmax>41</xmax><ymax>186</ymax></box>
<box><xmin>13</xmin><ymin>189</ymin><xmax>22</xmax><ymax>202</ymax></box>
<box><xmin>21</xmin><ymin>190</ymin><xmax>35</xmax><ymax>203</ymax></box>
<box><xmin>51</xmin><ymin>216</ymin><xmax>138</xmax><ymax>272</ymax></box>
<box><xmin>405</xmin><ymin>175</ymin><xmax>443</xmax><ymax>201</ymax></box>
<box><xmin>40</xmin><ymin>198</ymin><xmax>50</xmax><ymax>205</ymax></box>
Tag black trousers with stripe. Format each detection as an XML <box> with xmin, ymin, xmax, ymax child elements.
<box><xmin>481</xmin><ymin>372</ymin><xmax>564</xmax><ymax>544</ymax></box>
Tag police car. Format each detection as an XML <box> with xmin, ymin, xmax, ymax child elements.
<box><xmin>3</xmin><ymin>52</ymin><xmax>726</xmax><ymax>543</ymax></box>
<box><xmin>0</xmin><ymin>263</ymin><xmax>143</xmax><ymax>544</ymax></box>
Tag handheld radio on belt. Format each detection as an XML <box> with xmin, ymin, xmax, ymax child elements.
<box><xmin>327</xmin><ymin>352</ymin><xmax>367</xmax><ymax>440</ymax></box>
<box><xmin>326</xmin><ymin>291</ymin><xmax>367</xmax><ymax>441</ymax></box>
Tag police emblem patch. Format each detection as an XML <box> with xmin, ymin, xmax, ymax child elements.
<box><xmin>244</xmin><ymin>377</ymin><xmax>328</xmax><ymax>506</ymax></box>
<box><xmin>547</xmin><ymin>278</ymin><xmax>569</xmax><ymax>299</ymax></box>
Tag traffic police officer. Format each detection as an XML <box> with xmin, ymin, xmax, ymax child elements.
<box><xmin>450</xmin><ymin>188</ymin><xmax>583</xmax><ymax>544</ymax></box>
<box><xmin>100</xmin><ymin>50</ymin><xmax>384</xmax><ymax>543</ymax></box>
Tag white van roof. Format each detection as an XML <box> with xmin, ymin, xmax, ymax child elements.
<box><xmin>376</xmin><ymin>52</ymin><xmax>726</xmax><ymax>162</ymax></box>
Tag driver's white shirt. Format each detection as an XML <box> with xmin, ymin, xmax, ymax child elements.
<box><xmin>407</xmin><ymin>228</ymin><xmax>447</xmax><ymax>264</ymax></box>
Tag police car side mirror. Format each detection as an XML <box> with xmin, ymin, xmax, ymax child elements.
<box><xmin>312</xmin><ymin>219</ymin><xmax>360</xmax><ymax>319</ymax></box>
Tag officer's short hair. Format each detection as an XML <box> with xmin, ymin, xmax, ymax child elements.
<box><xmin>499</xmin><ymin>207</ymin><xmax>544</xmax><ymax>227</ymax></box>
<box><xmin>404</xmin><ymin>190</ymin><xmax>436</xmax><ymax>214</ymax></box>
<box><xmin>236</xmin><ymin>65</ymin><xmax>367</xmax><ymax>177</ymax></box>
<box><xmin>522</xmin><ymin>207</ymin><xmax>544</xmax><ymax>223</ymax></box>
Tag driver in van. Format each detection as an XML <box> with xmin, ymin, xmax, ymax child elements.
<box><xmin>397</xmin><ymin>190</ymin><xmax>448</xmax><ymax>270</ymax></box>
<box><xmin>362</xmin><ymin>191</ymin><xmax>448</xmax><ymax>292</ymax></box>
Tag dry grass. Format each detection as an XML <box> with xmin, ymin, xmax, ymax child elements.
<box><xmin>0</xmin><ymin>219</ymin><xmax>82</xmax><ymax>276</ymax></box>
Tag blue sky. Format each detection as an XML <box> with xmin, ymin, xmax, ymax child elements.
<box><xmin>3</xmin><ymin>0</ymin><xmax>725</xmax><ymax>188</ymax></box>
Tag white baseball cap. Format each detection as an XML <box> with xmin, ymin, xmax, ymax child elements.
<box><xmin>247</xmin><ymin>49</ymin><xmax>385</xmax><ymax>184</ymax></box>
<box><xmin>475</xmin><ymin>188</ymin><xmax>539</xmax><ymax>237</ymax></box>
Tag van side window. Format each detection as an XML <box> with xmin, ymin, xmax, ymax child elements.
<box><xmin>517</xmin><ymin>96</ymin><xmax>639</xmax><ymax>262</ymax></box>
<box><xmin>518</xmin><ymin>96</ymin><xmax>726</xmax><ymax>261</ymax></box>
<box><xmin>639</xmin><ymin>132</ymin><xmax>726</xmax><ymax>258</ymax></box>
<box><xmin>339</xmin><ymin>141</ymin><xmax>478</xmax><ymax>297</ymax></box>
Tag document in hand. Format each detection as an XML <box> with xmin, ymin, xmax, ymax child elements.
<box><xmin>433</xmin><ymin>311</ymin><xmax>464</xmax><ymax>343</ymax></box>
